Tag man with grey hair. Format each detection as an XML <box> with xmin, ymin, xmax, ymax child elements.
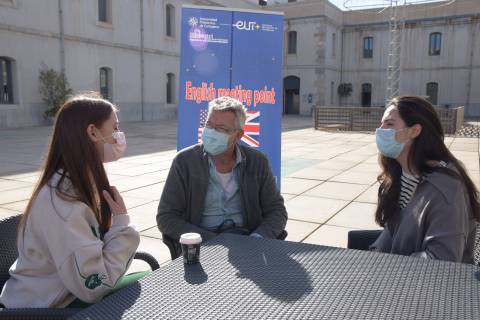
<box><xmin>157</xmin><ymin>96</ymin><xmax>288</xmax><ymax>259</ymax></box>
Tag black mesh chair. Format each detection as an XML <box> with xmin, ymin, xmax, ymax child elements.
<box><xmin>0</xmin><ymin>214</ymin><xmax>160</xmax><ymax>319</ymax></box>
<box><xmin>163</xmin><ymin>234</ymin><xmax>181</xmax><ymax>261</ymax></box>
<box><xmin>347</xmin><ymin>229</ymin><xmax>382</xmax><ymax>251</ymax></box>
<box><xmin>474</xmin><ymin>223</ymin><xmax>480</xmax><ymax>266</ymax></box>
<box><xmin>163</xmin><ymin>229</ymin><xmax>289</xmax><ymax>260</ymax></box>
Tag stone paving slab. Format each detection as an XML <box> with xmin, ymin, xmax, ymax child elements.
<box><xmin>289</xmin><ymin>167</ymin><xmax>343</xmax><ymax>180</ymax></box>
<box><xmin>303</xmin><ymin>224</ymin><xmax>356</xmax><ymax>248</ymax></box>
<box><xmin>285</xmin><ymin>195</ymin><xmax>349</xmax><ymax>224</ymax></box>
<box><xmin>128</xmin><ymin>201</ymin><xmax>161</xmax><ymax>232</ymax></box>
<box><xmin>330</xmin><ymin>169</ymin><xmax>377</xmax><ymax>185</ymax></box>
<box><xmin>312</xmin><ymin>159</ymin><xmax>358</xmax><ymax>170</ymax></box>
<box><xmin>140</xmin><ymin>226</ymin><xmax>163</xmax><ymax>239</ymax></box>
<box><xmin>280</xmin><ymin>177</ymin><xmax>322</xmax><ymax>195</ymax></box>
<box><xmin>0</xmin><ymin>186</ymin><xmax>35</xmax><ymax>204</ymax></box>
<box><xmin>0</xmin><ymin>179</ymin><xmax>32</xmax><ymax>192</ymax></box>
<box><xmin>0</xmin><ymin>115</ymin><xmax>478</xmax><ymax>274</ymax></box>
<box><xmin>304</xmin><ymin>181</ymin><xmax>371</xmax><ymax>201</ymax></box>
<box><xmin>0</xmin><ymin>207</ymin><xmax>20</xmax><ymax>219</ymax></box>
<box><xmin>0</xmin><ymin>200</ymin><xmax>28</xmax><ymax>212</ymax></box>
<box><xmin>328</xmin><ymin>201</ymin><xmax>379</xmax><ymax>230</ymax></box>
<box><xmin>284</xmin><ymin>219</ymin><xmax>319</xmax><ymax>242</ymax></box>
<box><xmin>356</xmin><ymin>183</ymin><xmax>380</xmax><ymax>204</ymax></box>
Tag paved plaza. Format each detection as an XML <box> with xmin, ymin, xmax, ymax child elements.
<box><xmin>0</xmin><ymin>116</ymin><xmax>479</xmax><ymax>271</ymax></box>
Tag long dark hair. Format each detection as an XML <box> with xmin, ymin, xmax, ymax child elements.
<box><xmin>375</xmin><ymin>96</ymin><xmax>480</xmax><ymax>226</ymax></box>
<box><xmin>20</xmin><ymin>94</ymin><xmax>117</xmax><ymax>238</ymax></box>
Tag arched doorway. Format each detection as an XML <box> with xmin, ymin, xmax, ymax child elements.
<box><xmin>283</xmin><ymin>76</ymin><xmax>300</xmax><ymax>114</ymax></box>
<box><xmin>361</xmin><ymin>83</ymin><xmax>372</xmax><ymax>107</ymax></box>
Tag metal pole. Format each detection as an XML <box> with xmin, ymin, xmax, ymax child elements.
<box><xmin>140</xmin><ymin>0</ymin><xmax>145</xmax><ymax>121</ymax></box>
<box><xmin>466</xmin><ymin>14</ymin><xmax>478</xmax><ymax>114</ymax></box>
<box><xmin>386</xmin><ymin>0</ymin><xmax>404</xmax><ymax>104</ymax></box>
<box><xmin>58</xmin><ymin>0</ymin><xmax>65</xmax><ymax>74</ymax></box>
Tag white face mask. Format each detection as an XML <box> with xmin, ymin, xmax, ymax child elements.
<box><xmin>100</xmin><ymin>131</ymin><xmax>127</xmax><ymax>162</ymax></box>
<box><xmin>202</xmin><ymin>127</ymin><xmax>231</xmax><ymax>156</ymax></box>
<box><xmin>375</xmin><ymin>128</ymin><xmax>407</xmax><ymax>159</ymax></box>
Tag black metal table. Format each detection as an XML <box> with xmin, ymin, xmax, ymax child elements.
<box><xmin>70</xmin><ymin>234</ymin><xmax>480</xmax><ymax>319</ymax></box>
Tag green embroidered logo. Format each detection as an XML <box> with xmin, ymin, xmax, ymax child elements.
<box><xmin>85</xmin><ymin>274</ymin><xmax>103</xmax><ymax>289</ymax></box>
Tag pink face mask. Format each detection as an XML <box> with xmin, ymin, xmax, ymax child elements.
<box><xmin>101</xmin><ymin>131</ymin><xmax>127</xmax><ymax>163</ymax></box>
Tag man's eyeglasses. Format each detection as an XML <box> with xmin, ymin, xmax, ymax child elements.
<box><xmin>205</xmin><ymin>123</ymin><xmax>238</xmax><ymax>135</ymax></box>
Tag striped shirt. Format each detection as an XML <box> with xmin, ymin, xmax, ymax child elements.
<box><xmin>399</xmin><ymin>172</ymin><xmax>421</xmax><ymax>209</ymax></box>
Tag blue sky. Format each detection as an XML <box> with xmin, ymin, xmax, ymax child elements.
<box><xmin>328</xmin><ymin>0</ymin><xmax>445</xmax><ymax>10</ymax></box>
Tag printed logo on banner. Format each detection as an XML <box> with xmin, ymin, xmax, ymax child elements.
<box><xmin>233</xmin><ymin>20</ymin><xmax>278</xmax><ymax>32</ymax></box>
<box><xmin>197</xmin><ymin>108</ymin><xmax>260</xmax><ymax>148</ymax></box>
<box><xmin>188</xmin><ymin>17</ymin><xmax>198</xmax><ymax>27</ymax></box>
<box><xmin>188</xmin><ymin>16</ymin><xmax>228</xmax><ymax>51</ymax></box>
<box><xmin>233</xmin><ymin>20</ymin><xmax>260</xmax><ymax>31</ymax></box>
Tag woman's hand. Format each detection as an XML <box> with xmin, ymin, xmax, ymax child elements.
<box><xmin>103</xmin><ymin>186</ymin><xmax>127</xmax><ymax>216</ymax></box>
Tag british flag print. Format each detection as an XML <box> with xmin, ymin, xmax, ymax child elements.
<box><xmin>241</xmin><ymin>110</ymin><xmax>260</xmax><ymax>147</ymax></box>
<box><xmin>197</xmin><ymin>109</ymin><xmax>261</xmax><ymax>148</ymax></box>
<box><xmin>197</xmin><ymin>109</ymin><xmax>209</xmax><ymax>143</ymax></box>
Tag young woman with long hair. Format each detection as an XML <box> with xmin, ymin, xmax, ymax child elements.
<box><xmin>370</xmin><ymin>96</ymin><xmax>479</xmax><ymax>263</ymax></box>
<box><xmin>0</xmin><ymin>94</ymin><xmax>140</xmax><ymax>308</ymax></box>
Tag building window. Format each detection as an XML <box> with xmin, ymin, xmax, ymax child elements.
<box><xmin>332</xmin><ymin>33</ymin><xmax>336</xmax><ymax>57</ymax></box>
<box><xmin>98</xmin><ymin>0</ymin><xmax>111</xmax><ymax>23</ymax></box>
<box><xmin>426</xmin><ymin>82</ymin><xmax>438</xmax><ymax>105</ymax></box>
<box><xmin>361</xmin><ymin>83</ymin><xmax>372</xmax><ymax>107</ymax></box>
<box><xmin>0</xmin><ymin>57</ymin><xmax>14</xmax><ymax>104</ymax></box>
<box><xmin>283</xmin><ymin>76</ymin><xmax>300</xmax><ymax>115</ymax></box>
<box><xmin>99</xmin><ymin>67</ymin><xmax>112</xmax><ymax>101</ymax></box>
<box><xmin>363</xmin><ymin>37</ymin><xmax>373</xmax><ymax>58</ymax></box>
<box><xmin>166</xmin><ymin>73</ymin><xmax>175</xmax><ymax>104</ymax></box>
<box><xmin>166</xmin><ymin>4</ymin><xmax>175</xmax><ymax>37</ymax></box>
<box><xmin>429</xmin><ymin>32</ymin><xmax>441</xmax><ymax>56</ymax></box>
<box><xmin>288</xmin><ymin>31</ymin><xmax>297</xmax><ymax>54</ymax></box>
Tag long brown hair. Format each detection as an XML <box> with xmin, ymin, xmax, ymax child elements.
<box><xmin>375</xmin><ymin>96</ymin><xmax>480</xmax><ymax>226</ymax></box>
<box><xmin>20</xmin><ymin>94</ymin><xmax>117</xmax><ymax>238</ymax></box>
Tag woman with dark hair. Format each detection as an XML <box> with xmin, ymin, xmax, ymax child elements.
<box><xmin>371</xmin><ymin>96</ymin><xmax>479</xmax><ymax>263</ymax></box>
<box><xmin>0</xmin><ymin>94</ymin><xmax>140</xmax><ymax>308</ymax></box>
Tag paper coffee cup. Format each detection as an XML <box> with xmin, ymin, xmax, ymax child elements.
<box><xmin>179</xmin><ymin>233</ymin><xmax>202</xmax><ymax>264</ymax></box>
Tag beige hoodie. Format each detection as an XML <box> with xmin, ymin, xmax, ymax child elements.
<box><xmin>0</xmin><ymin>173</ymin><xmax>140</xmax><ymax>308</ymax></box>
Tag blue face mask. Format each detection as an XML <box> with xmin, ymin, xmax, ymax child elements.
<box><xmin>375</xmin><ymin>128</ymin><xmax>406</xmax><ymax>159</ymax></box>
<box><xmin>202</xmin><ymin>127</ymin><xmax>230</xmax><ymax>156</ymax></box>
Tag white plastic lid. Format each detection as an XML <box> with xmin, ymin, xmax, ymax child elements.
<box><xmin>179</xmin><ymin>233</ymin><xmax>202</xmax><ymax>245</ymax></box>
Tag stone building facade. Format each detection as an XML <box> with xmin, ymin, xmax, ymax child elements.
<box><xmin>273</xmin><ymin>0</ymin><xmax>480</xmax><ymax>116</ymax></box>
<box><xmin>1</xmin><ymin>0</ymin><xmax>479</xmax><ymax>128</ymax></box>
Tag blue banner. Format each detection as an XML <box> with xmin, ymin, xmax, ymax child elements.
<box><xmin>178</xmin><ymin>6</ymin><xmax>284</xmax><ymax>189</ymax></box>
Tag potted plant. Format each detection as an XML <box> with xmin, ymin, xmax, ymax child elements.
<box><xmin>38</xmin><ymin>65</ymin><xmax>73</xmax><ymax>121</ymax></box>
